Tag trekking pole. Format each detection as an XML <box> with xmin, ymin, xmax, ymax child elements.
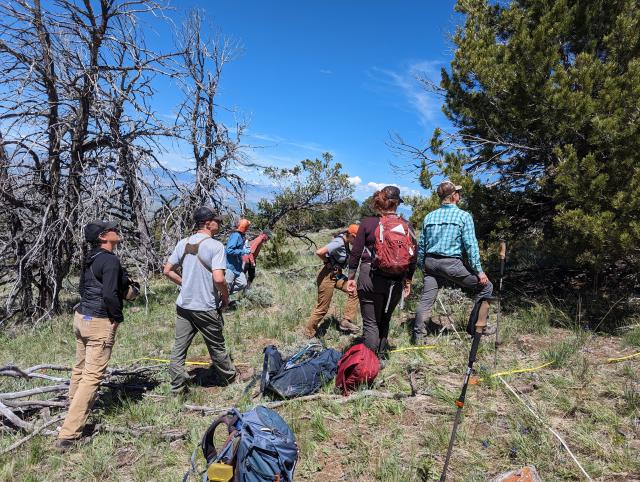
<box><xmin>439</xmin><ymin>331</ymin><xmax>483</xmax><ymax>482</ymax></box>
<box><xmin>493</xmin><ymin>241</ymin><xmax>506</xmax><ymax>368</ymax></box>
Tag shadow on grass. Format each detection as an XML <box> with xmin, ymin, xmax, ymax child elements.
<box><xmin>97</xmin><ymin>371</ymin><xmax>162</xmax><ymax>413</ymax></box>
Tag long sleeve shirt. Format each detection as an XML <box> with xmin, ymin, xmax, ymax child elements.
<box><xmin>79</xmin><ymin>248</ymin><xmax>127</xmax><ymax>322</ymax></box>
<box><xmin>226</xmin><ymin>231</ymin><xmax>246</xmax><ymax>275</ymax></box>
<box><xmin>348</xmin><ymin>215</ymin><xmax>417</xmax><ymax>281</ymax></box>
<box><xmin>416</xmin><ymin>203</ymin><xmax>484</xmax><ymax>274</ymax></box>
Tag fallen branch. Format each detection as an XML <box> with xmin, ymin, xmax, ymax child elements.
<box><xmin>0</xmin><ymin>384</ymin><xmax>68</xmax><ymax>400</ymax></box>
<box><xmin>184</xmin><ymin>390</ymin><xmax>447</xmax><ymax>414</ymax></box>
<box><xmin>0</xmin><ymin>400</ymin><xmax>33</xmax><ymax>431</ymax></box>
<box><xmin>3</xmin><ymin>399</ymin><xmax>68</xmax><ymax>410</ymax></box>
<box><xmin>0</xmin><ymin>413</ymin><xmax>66</xmax><ymax>455</ymax></box>
<box><xmin>0</xmin><ymin>366</ymin><xmax>70</xmax><ymax>383</ymax></box>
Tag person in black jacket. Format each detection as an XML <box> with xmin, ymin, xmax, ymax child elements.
<box><xmin>55</xmin><ymin>220</ymin><xmax>129</xmax><ymax>452</ymax></box>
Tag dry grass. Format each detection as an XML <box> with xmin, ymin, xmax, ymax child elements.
<box><xmin>1</xmin><ymin>232</ymin><xmax>639</xmax><ymax>481</ymax></box>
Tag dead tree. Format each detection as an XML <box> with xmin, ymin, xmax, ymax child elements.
<box><xmin>164</xmin><ymin>9</ymin><xmax>248</xmax><ymax>242</ymax></box>
<box><xmin>0</xmin><ymin>0</ymin><xmax>171</xmax><ymax>323</ymax></box>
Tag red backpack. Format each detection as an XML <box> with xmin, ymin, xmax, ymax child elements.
<box><xmin>335</xmin><ymin>344</ymin><xmax>380</xmax><ymax>395</ymax></box>
<box><xmin>373</xmin><ymin>215</ymin><xmax>416</xmax><ymax>275</ymax></box>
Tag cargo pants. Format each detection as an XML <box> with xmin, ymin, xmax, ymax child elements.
<box><xmin>58</xmin><ymin>312</ymin><xmax>117</xmax><ymax>440</ymax></box>
<box><xmin>305</xmin><ymin>264</ymin><xmax>359</xmax><ymax>332</ymax></box>
<box><xmin>169</xmin><ymin>306</ymin><xmax>236</xmax><ymax>392</ymax></box>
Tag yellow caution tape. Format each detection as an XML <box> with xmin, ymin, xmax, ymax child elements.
<box><xmin>488</xmin><ymin>361</ymin><xmax>554</xmax><ymax>379</ymax></box>
<box><xmin>606</xmin><ymin>351</ymin><xmax>640</xmax><ymax>363</ymax></box>
<box><xmin>390</xmin><ymin>345</ymin><xmax>438</xmax><ymax>354</ymax></box>
<box><xmin>118</xmin><ymin>356</ymin><xmax>211</xmax><ymax>366</ymax></box>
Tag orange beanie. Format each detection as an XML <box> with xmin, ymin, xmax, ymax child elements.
<box><xmin>237</xmin><ymin>219</ymin><xmax>251</xmax><ymax>233</ymax></box>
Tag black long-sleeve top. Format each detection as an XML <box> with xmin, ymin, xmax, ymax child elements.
<box><xmin>78</xmin><ymin>248</ymin><xmax>128</xmax><ymax>322</ymax></box>
<box><xmin>348</xmin><ymin>215</ymin><xmax>417</xmax><ymax>281</ymax></box>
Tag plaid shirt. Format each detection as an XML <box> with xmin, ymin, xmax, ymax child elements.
<box><xmin>416</xmin><ymin>203</ymin><xmax>484</xmax><ymax>274</ymax></box>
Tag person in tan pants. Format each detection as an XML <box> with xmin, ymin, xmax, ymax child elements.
<box><xmin>55</xmin><ymin>221</ymin><xmax>129</xmax><ymax>452</ymax></box>
<box><xmin>304</xmin><ymin>224</ymin><xmax>360</xmax><ymax>337</ymax></box>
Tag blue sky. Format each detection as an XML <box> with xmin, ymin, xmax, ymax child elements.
<box><xmin>149</xmin><ymin>1</ymin><xmax>460</xmax><ymax>202</ymax></box>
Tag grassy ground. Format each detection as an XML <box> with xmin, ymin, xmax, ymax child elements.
<box><xmin>1</xmin><ymin>232</ymin><xmax>639</xmax><ymax>481</ymax></box>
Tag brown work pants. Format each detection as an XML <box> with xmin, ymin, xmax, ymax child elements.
<box><xmin>58</xmin><ymin>312</ymin><xmax>117</xmax><ymax>440</ymax></box>
<box><xmin>305</xmin><ymin>265</ymin><xmax>359</xmax><ymax>331</ymax></box>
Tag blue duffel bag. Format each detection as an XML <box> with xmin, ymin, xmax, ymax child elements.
<box><xmin>260</xmin><ymin>344</ymin><xmax>341</xmax><ymax>399</ymax></box>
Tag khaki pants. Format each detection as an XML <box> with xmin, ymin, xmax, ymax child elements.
<box><xmin>58</xmin><ymin>312</ymin><xmax>117</xmax><ymax>440</ymax></box>
<box><xmin>305</xmin><ymin>265</ymin><xmax>359</xmax><ymax>331</ymax></box>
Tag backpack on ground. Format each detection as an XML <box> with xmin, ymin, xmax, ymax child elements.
<box><xmin>372</xmin><ymin>215</ymin><xmax>415</xmax><ymax>275</ymax></box>
<box><xmin>335</xmin><ymin>343</ymin><xmax>380</xmax><ymax>395</ymax></box>
<box><xmin>187</xmin><ymin>405</ymin><xmax>298</xmax><ymax>482</ymax></box>
<box><xmin>261</xmin><ymin>344</ymin><xmax>341</xmax><ymax>399</ymax></box>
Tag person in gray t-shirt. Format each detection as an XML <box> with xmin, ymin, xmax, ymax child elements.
<box><xmin>163</xmin><ymin>207</ymin><xmax>236</xmax><ymax>393</ymax></box>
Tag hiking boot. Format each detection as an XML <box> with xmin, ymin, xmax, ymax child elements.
<box><xmin>53</xmin><ymin>438</ymin><xmax>76</xmax><ymax>453</ymax></box>
<box><xmin>302</xmin><ymin>325</ymin><xmax>317</xmax><ymax>338</ymax></box>
<box><xmin>337</xmin><ymin>319</ymin><xmax>359</xmax><ymax>334</ymax></box>
<box><xmin>411</xmin><ymin>335</ymin><xmax>428</xmax><ymax>346</ymax></box>
<box><xmin>478</xmin><ymin>324</ymin><xmax>497</xmax><ymax>336</ymax></box>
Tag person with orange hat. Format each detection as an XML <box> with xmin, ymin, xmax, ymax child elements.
<box><xmin>225</xmin><ymin>218</ymin><xmax>252</xmax><ymax>294</ymax></box>
<box><xmin>303</xmin><ymin>224</ymin><xmax>360</xmax><ymax>337</ymax></box>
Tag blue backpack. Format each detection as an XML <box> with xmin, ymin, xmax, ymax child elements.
<box><xmin>186</xmin><ymin>406</ymin><xmax>298</xmax><ymax>482</ymax></box>
<box><xmin>260</xmin><ymin>344</ymin><xmax>342</xmax><ymax>399</ymax></box>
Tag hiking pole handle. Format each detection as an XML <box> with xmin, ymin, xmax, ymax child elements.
<box><xmin>498</xmin><ymin>241</ymin><xmax>506</xmax><ymax>277</ymax></box>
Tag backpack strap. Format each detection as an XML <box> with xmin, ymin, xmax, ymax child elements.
<box><xmin>177</xmin><ymin>236</ymin><xmax>213</xmax><ymax>273</ymax></box>
<box><xmin>201</xmin><ymin>411</ymin><xmax>241</xmax><ymax>463</ymax></box>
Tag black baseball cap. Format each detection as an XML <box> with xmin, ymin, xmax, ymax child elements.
<box><xmin>382</xmin><ymin>185</ymin><xmax>403</xmax><ymax>203</ymax></box>
<box><xmin>85</xmin><ymin>220</ymin><xmax>118</xmax><ymax>243</ymax></box>
<box><xmin>194</xmin><ymin>206</ymin><xmax>224</xmax><ymax>225</ymax></box>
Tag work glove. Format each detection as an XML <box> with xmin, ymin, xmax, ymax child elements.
<box><xmin>243</xmin><ymin>247</ymin><xmax>252</xmax><ymax>254</ymax></box>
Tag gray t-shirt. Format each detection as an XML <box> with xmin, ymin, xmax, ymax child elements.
<box><xmin>168</xmin><ymin>233</ymin><xmax>226</xmax><ymax>311</ymax></box>
<box><xmin>326</xmin><ymin>235</ymin><xmax>349</xmax><ymax>268</ymax></box>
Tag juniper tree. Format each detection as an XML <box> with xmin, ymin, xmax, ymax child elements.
<box><xmin>411</xmin><ymin>0</ymin><xmax>640</xmax><ymax>272</ymax></box>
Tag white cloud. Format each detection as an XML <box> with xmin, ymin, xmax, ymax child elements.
<box><xmin>367</xmin><ymin>60</ymin><xmax>443</xmax><ymax>128</ymax></box>
<box><xmin>319</xmin><ymin>69</ymin><xmax>333</xmax><ymax>75</ymax></box>
<box><xmin>348</xmin><ymin>175</ymin><xmax>362</xmax><ymax>186</ymax></box>
<box><xmin>360</xmin><ymin>181</ymin><xmax>422</xmax><ymax>198</ymax></box>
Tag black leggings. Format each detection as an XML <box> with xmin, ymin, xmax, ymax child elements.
<box><xmin>357</xmin><ymin>264</ymin><xmax>403</xmax><ymax>355</ymax></box>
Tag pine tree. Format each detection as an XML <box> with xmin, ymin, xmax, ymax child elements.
<box><xmin>434</xmin><ymin>0</ymin><xmax>640</xmax><ymax>270</ymax></box>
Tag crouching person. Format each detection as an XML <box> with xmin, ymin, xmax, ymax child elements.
<box><xmin>163</xmin><ymin>207</ymin><xmax>236</xmax><ymax>394</ymax></box>
<box><xmin>304</xmin><ymin>224</ymin><xmax>360</xmax><ymax>337</ymax></box>
<box><xmin>55</xmin><ymin>221</ymin><xmax>128</xmax><ymax>452</ymax></box>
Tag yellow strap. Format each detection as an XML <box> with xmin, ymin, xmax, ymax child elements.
<box><xmin>606</xmin><ymin>351</ymin><xmax>640</xmax><ymax>363</ymax></box>
<box><xmin>390</xmin><ymin>345</ymin><xmax>438</xmax><ymax>353</ymax></box>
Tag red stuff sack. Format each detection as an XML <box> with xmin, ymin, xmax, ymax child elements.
<box><xmin>373</xmin><ymin>215</ymin><xmax>415</xmax><ymax>275</ymax></box>
<box><xmin>335</xmin><ymin>343</ymin><xmax>380</xmax><ymax>395</ymax></box>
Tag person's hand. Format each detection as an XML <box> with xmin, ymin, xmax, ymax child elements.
<box><xmin>110</xmin><ymin>321</ymin><xmax>119</xmax><ymax>332</ymax></box>
<box><xmin>243</xmin><ymin>247</ymin><xmax>252</xmax><ymax>254</ymax></box>
<box><xmin>346</xmin><ymin>279</ymin><xmax>357</xmax><ymax>294</ymax></box>
<box><xmin>478</xmin><ymin>272</ymin><xmax>489</xmax><ymax>285</ymax></box>
<box><xmin>220</xmin><ymin>293</ymin><xmax>230</xmax><ymax>308</ymax></box>
<box><xmin>403</xmin><ymin>281</ymin><xmax>411</xmax><ymax>298</ymax></box>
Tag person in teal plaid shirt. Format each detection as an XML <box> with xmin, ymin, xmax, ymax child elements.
<box><xmin>413</xmin><ymin>181</ymin><xmax>493</xmax><ymax>344</ymax></box>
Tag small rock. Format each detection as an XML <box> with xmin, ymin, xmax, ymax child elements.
<box><xmin>490</xmin><ymin>465</ymin><xmax>542</xmax><ymax>482</ymax></box>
